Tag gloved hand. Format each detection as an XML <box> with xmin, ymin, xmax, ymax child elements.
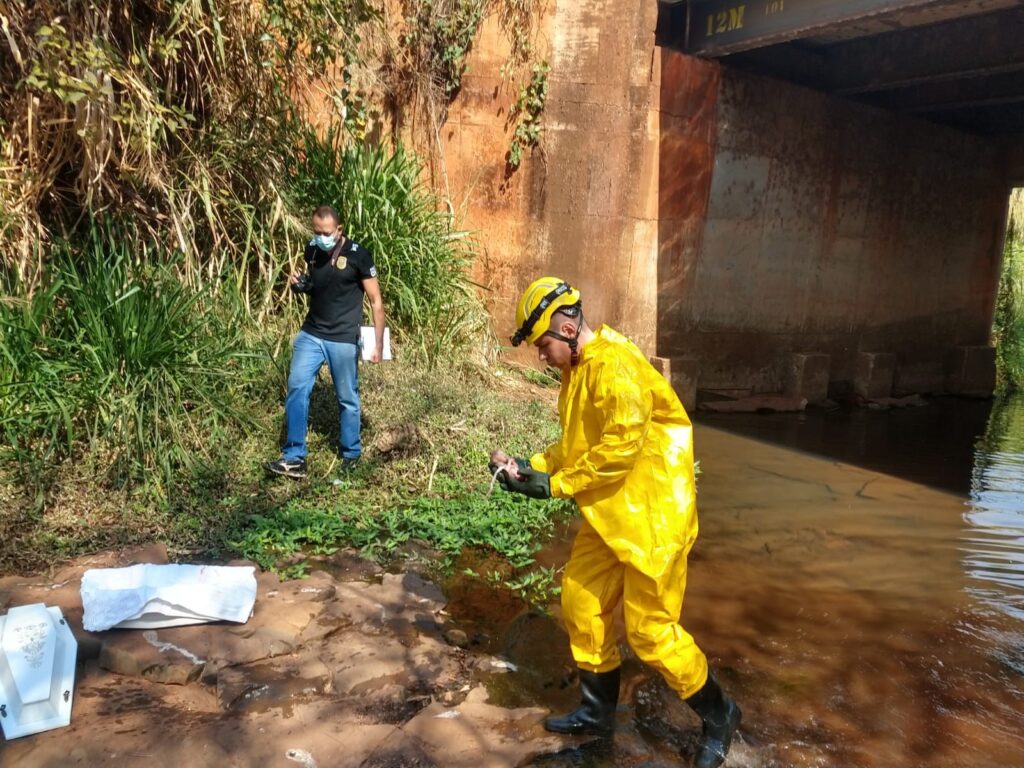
<box><xmin>488</xmin><ymin>455</ymin><xmax>531</xmax><ymax>478</ymax></box>
<box><xmin>499</xmin><ymin>466</ymin><xmax>551</xmax><ymax>499</ymax></box>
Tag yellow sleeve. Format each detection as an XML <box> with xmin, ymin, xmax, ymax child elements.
<box><xmin>529</xmin><ymin>444</ymin><xmax>562</xmax><ymax>474</ymax></box>
<box><xmin>548</xmin><ymin>359</ymin><xmax>651</xmax><ymax>498</ymax></box>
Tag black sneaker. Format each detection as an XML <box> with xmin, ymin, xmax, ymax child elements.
<box><xmin>339</xmin><ymin>457</ymin><xmax>360</xmax><ymax>473</ymax></box>
<box><xmin>264</xmin><ymin>457</ymin><xmax>307</xmax><ymax>478</ymax></box>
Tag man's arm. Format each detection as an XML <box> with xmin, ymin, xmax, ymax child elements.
<box><xmin>362</xmin><ymin>277</ymin><xmax>386</xmax><ymax>363</ymax></box>
<box><xmin>547</xmin><ymin>361</ymin><xmax>651</xmax><ymax>498</ymax></box>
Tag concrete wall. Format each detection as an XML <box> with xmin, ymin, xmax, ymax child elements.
<box><xmin>442</xmin><ymin>0</ymin><xmax>663</xmax><ymax>354</ymax></box>
<box><xmin>658</xmin><ymin>53</ymin><xmax>1009</xmax><ymax>395</ymax></box>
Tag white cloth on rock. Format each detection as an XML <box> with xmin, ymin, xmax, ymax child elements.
<box><xmin>81</xmin><ymin>564</ymin><xmax>257</xmax><ymax>631</ymax></box>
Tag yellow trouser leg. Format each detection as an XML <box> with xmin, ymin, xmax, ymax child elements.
<box><xmin>561</xmin><ymin>521</ymin><xmax>623</xmax><ymax>673</ymax></box>
<box><xmin>623</xmin><ymin>546</ymin><xmax>708</xmax><ymax>699</ymax></box>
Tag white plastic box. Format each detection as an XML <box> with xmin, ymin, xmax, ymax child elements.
<box><xmin>0</xmin><ymin>603</ymin><xmax>77</xmax><ymax>739</ymax></box>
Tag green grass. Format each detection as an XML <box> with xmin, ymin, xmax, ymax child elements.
<box><xmin>0</xmin><ymin>126</ymin><xmax>560</xmax><ymax>601</ymax></box>
<box><xmin>0</xmin><ymin>220</ymin><xmax>268</xmax><ymax>491</ymax></box>
<box><xmin>288</xmin><ymin>128</ymin><xmax>490</xmax><ymax>361</ymax></box>
<box><xmin>214</xmin><ymin>355</ymin><xmax>573</xmax><ymax>594</ymax></box>
<box><xmin>228</xmin><ymin>490</ymin><xmax>567</xmax><ymax>579</ymax></box>
<box><xmin>0</xmin><ymin>346</ymin><xmax>573</xmax><ymax>604</ymax></box>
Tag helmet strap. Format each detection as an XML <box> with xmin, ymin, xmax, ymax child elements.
<box><xmin>545</xmin><ymin>310</ymin><xmax>585</xmax><ymax>366</ymax></box>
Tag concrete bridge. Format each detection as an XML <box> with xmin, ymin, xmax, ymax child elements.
<box><xmin>650</xmin><ymin>0</ymin><xmax>1024</xmax><ymax>403</ymax></box>
<box><xmin>446</xmin><ymin>0</ymin><xmax>1024</xmax><ymax>405</ymax></box>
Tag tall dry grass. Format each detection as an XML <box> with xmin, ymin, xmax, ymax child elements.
<box><xmin>0</xmin><ymin>0</ymin><xmax>376</xmax><ymax>296</ymax></box>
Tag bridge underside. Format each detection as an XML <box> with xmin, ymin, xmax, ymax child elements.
<box><xmin>652</xmin><ymin>0</ymin><xmax>1024</xmax><ymax>404</ymax></box>
<box><xmin>657</xmin><ymin>0</ymin><xmax>1024</xmax><ymax>136</ymax></box>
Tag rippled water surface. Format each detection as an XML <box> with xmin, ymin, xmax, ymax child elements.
<box><xmin>453</xmin><ymin>394</ymin><xmax>1024</xmax><ymax>767</ymax></box>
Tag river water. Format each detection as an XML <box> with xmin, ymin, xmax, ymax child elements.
<box><xmin>452</xmin><ymin>394</ymin><xmax>1024</xmax><ymax>767</ymax></box>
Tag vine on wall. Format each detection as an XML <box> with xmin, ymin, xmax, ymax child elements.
<box><xmin>506</xmin><ymin>60</ymin><xmax>548</xmax><ymax>171</ymax></box>
<box><xmin>387</xmin><ymin>0</ymin><xmax>549</xmax><ymax>171</ymax></box>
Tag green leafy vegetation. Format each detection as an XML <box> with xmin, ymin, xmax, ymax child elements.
<box><xmin>507</xmin><ymin>61</ymin><xmax>549</xmax><ymax>171</ymax></box>
<box><xmin>231</xmin><ymin>491</ymin><xmax>566</xmax><ymax>578</ymax></box>
<box><xmin>402</xmin><ymin>0</ymin><xmax>488</xmax><ymax>101</ymax></box>
<box><xmin>995</xmin><ymin>189</ymin><xmax>1024</xmax><ymax>392</ymax></box>
<box><xmin>484</xmin><ymin>565</ymin><xmax>560</xmax><ymax>606</ymax></box>
<box><xmin>0</xmin><ymin>219</ymin><xmax>263</xmax><ymax>490</ymax></box>
<box><xmin>288</xmin><ymin>127</ymin><xmax>488</xmax><ymax>359</ymax></box>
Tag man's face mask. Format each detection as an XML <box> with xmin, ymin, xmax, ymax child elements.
<box><xmin>312</xmin><ymin>233</ymin><xmax>337</xmax><ymax>251</ymax></box>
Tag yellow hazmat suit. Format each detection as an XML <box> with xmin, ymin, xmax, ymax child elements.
<box><xmin>530</xmin><ymin>324</ymin><xmax>709</xmax><ymax>698</ymax></box>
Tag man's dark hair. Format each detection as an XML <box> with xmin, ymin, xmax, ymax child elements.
<box><xmin>314</xmin><ymin>204</ymin><xmax>340</xmax><ymax>225</ymax></box>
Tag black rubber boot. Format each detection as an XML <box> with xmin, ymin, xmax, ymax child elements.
<box><xmin>544</xmin><ymin>667</ymin><xmax>620</xmax><ymax>735</ymax></box>
<box><xmin>685</xmin><ymin>671</ymin><xmax>741</xmax><ymax>768</ymax></box>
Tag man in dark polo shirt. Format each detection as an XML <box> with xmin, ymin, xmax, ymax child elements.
<box><xmin>265</xmin><ymin>204</ymin><xmax>386</xmax><ymax>479</ymax></box>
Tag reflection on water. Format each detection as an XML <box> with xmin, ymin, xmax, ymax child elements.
<box><xmin>452</xmin><ymin>394</ymin><xmax>1024</xmax><ymax>768</ymax></box>
<box><xmin>966</xmin><ymin>396</ymin><xmax>1024</xmax><ymax>624</ymax></box>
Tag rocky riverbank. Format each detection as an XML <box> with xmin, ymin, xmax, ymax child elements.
<box><xmin>0</xmin><ymin>544</ymin><xmax>570</xmax><ymax>767</ymax></box>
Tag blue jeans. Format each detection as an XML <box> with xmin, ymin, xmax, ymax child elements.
<box><xmin>282</xmin><ymin>330</ymin><xmax>361</xmax><ymax>461</ymax></box>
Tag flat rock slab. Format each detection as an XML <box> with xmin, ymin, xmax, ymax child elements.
<box><xmin>867</xmin><ymin>394</ymin><xmax>929</xmax><ymax>409</ymax></box>
<box><xmin>320</xmin><ymin>626</ymin><xmax>461</xmax><ymax>696</ymax></box>
<box><xmin>403</xmin><ymin>686</ymin><xmax>566</xmax><ymax>768</ymax></box>
<box><xmin>699</xmin><ymin>395</ymin><xmax>808</xmax><ymax>413</ymax></box>
<box><xmin>217</xmin><ymin>649</ymin><xmax>334</xmax><ymax>711</ymax></box>
<box><xmin>96</xmin><ymin>570</ymin><xmax>335</xmax><ymax>682</ymax></box>
<box><xmin>0</xmin><ymin>676</ymin><xmax>403</xmax><ymax>768</ymax></box>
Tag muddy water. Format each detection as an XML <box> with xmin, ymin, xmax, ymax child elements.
<box><xmin>451</xmin><ymin>395</ymin><xmax>1024</xmax><ymax>767</ymax></box>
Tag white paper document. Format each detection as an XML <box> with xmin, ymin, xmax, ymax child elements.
<box><xmin>360</xmin><ymin>325</ymin><xmax>392</xmax><ymax>361</ymax></box>
<box><xmin>80</xmin><ymin>564</ymin><xmax>257</xmax><ymax>632</ymax></box>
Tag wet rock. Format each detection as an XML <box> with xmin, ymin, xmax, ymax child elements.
<box><xmin>328</xmin><ymin>573</ymin><xmax>447</xmax><ymax>644</ymax></box>
<box><xmin>443</xmin><ymin>628</ymin><xmax>470</xmax><ymax>648</ymax></box>
<box><xmin>699</xmin><ymin>395</ymin><xmax>808</xmax><ymax>413</ymax></box>
<box><xmin>354</xmin><ymin>682</ymin><xmax>428</xmax><ymax>724</ymax></box>
<box><xmin>264</xmin><ymin>568</ymin><xmax>337</xmax><ymax>604</ymax></box>
<box><xmin>391</xmin><ymin>540</ymin><xmax>445</xmax><ymax>565</ymax></box>
<box><xmin>95</xmin><ymin>570</ymin><xmax>330</xmax><ymax>685</ymax></box>
<box><xmin>867</xmin><ymin>393</ymin><xmax>928</xmax><ymax>409</ymax></box>
<box><xmin>318</xmin><ymin>548</ymin><xmax>384</xmax><ymax>581</ymax></box>
<box><xmin>437</xmin><ymin>687</ymin><xmax>471</xmax><ymax>706</ymax></box>
<box><xmin>298</xmin><ymin>600</ymin><xmax>355</xmax><ymax>644</ymax></box>
<box><xmin>216</xmin><ymin>652</ymin><xmax>333</xmax><ymax>711</ymax></box>
<box><xmin>0</xmin><ymin>549</ymin><xmax>572</xmax><ymax>768</ymax></box>
<box><xmin>401</xmin><ymin>686</ymin><xmax>565</xmax><ymax>767</ymax></box>
<box><xmin>320</xmin><ymin>626</ymin><xmax>461</xmax><ymax>696</ymax></box>
<box><xmin>202</xmin><ymin>700</ymin><xmax>403</xmax><ymax>768</ymax></box>
<box><xmin>634</xmin><ymin>675</ymin><xmax>696</xmax><ymax>738</ymax></box>
<box><xmin>498</xmin><ymin>610</ymin><xmax>575</xmax><ymax>699</ymax></box>
<box><xmin>362</xmin><ymin>736</ymin><xmax>439</xmax><ymax>768</ymax></box>
<box><xmin>475</xmin><ymin>655</ymin><xmax>518</xmax><ymax>673</ymax></box>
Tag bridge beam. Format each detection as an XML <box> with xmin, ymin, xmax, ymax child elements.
<box><xmin>656</xmin><ymin>0</ymin><xmax>939</xmax><ymax>56</ymax></box>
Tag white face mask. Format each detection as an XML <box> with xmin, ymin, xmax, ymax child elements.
<box><xmin>312</xmin><ymin>233</ymin><xmax>337</xmax><ymax>251</ymax></box>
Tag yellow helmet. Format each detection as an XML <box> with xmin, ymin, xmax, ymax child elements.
<box><xmin>511</xmin><ymin>277</ymin><xmax>583</xmax><ymax>347</ymax></box>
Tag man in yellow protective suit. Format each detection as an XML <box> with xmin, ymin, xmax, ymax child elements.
<box><xmin>489</xmin><ymin>277</ymin><xmax>741</xmax><ymax>768</ymax></box>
